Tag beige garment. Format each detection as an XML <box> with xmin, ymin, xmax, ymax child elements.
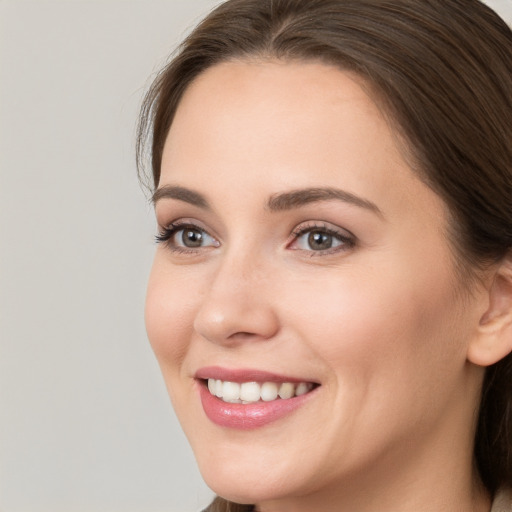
<box><xmin>492</xmin><ymin>489</ymin><xmax>512</xmax><ymax>512</ymax></box>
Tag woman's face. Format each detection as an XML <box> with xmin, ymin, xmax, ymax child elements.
<box><xmin>146</xmin><ymin>61</ymin><xmax>484</xmax><ymax>508</ymax></box>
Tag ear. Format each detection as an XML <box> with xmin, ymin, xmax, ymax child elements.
<box><xmin>467</xmin><ymin>254</ymin><xmax>512</xmax><ymax>367</ymax></box>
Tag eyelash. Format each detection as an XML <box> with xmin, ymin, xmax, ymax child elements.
<box><xmin>155</xmin><ymin>221</ymin><xmax>356</xmax><ymax>255</ymax></box>
<box><xmin>155</xmin><ymin>221</ymin><xmax>217</xmax><ymax>254</ymax></box>
<box><xmin>289</xmin><ymin>222</ymin><xmax>355</xmax><ymax>256</ymax></box>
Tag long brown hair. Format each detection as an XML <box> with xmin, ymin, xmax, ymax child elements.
<box><xmin>137</xmin><ymin>1</ymin><xmax>512</xmax><ymax>510</ymax></box>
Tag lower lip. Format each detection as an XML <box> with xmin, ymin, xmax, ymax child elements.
<box><xmin>198</xmin><ymin>382</ymin><xmax>317</xmax><ymax>430</ymax></box>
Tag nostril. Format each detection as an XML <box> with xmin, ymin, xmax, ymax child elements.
<box><xmin>227</xmin><ymin>331</ymin><xmax>265</xmax><ymax>341</ymax></box>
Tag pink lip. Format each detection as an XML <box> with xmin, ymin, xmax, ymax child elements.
<box><xmin>195</xmin><ymin>366</ymin><xmax>316</xmax><ymax>384</ymax></box>
<box><xmin>195</xmin><ymin>366</ymin><xmax>319</xmax><ymax>430</ymax></box>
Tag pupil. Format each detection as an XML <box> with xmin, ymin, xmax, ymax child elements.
<box><xmin>308</xmin><ymin>231</ymin><xmax>332</xmax><ymax>250</ymax></box>
<box><xmin>182</xmin><ymin>229</ymin><xmax>203</xmax><ymax>248</ymax></box>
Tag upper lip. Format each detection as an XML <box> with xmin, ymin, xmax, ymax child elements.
<box><xmin>195</xmin><ymin>366</ymin><xmax>319</xmax><ymax>384</ymax></box>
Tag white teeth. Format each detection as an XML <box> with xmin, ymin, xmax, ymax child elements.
<box><xmin>206</xmin><ymin>379</ymin><xmax>315</xmax><ymax>403</ymax></box>
<box><xmin>222</xmin><ymin>381</ymin><xmax>241</xmax><ymax>402</ymax></box>
<box><xmin>278</xmin><ymin>382</ymin><xmax>294</xmax><ymax>399</ymax></box>
<box><xmin>215</xmin><ymin>379</ymin><xmax>223</xmax><ymax>398</ymax></box>
<box><xmin>261</xmin><ymin>382</ymin><xmax>278</xmax><ymax>401</ymax></box>
<box><xmin>240</xmin><ymin>382</ymin><xmax>261</xmax><ymax>402</ymax></box>
<box><xmin>295</xmin><ymin>382</ymin><xmax>310</xmax><ymax>396</ymax></box>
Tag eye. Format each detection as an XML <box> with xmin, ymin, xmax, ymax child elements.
<box><xmin>289</xmin><ymin>222</ymin><xmax>355</xmax><ymax>254</ymax></box>
<box><xmin>156</xmin><ymin>222</ymin><xmax>219</xmax><ymax>252</ymax></box>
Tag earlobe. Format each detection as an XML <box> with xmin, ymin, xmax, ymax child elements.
<box><xmin>467</xmin><ymin>254</ymin><xmax>512</xmax><ymax>367</ymax></box>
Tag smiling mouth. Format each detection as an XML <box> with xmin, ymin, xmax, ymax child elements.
<box><xmin>205</xmin><ymin>378</ymin><xmax>318</xmax><ymax>404</ymax></box>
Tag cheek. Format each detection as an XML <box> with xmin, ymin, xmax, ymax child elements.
<box><xmin>285</xmin><ymin>252</ymin><xmax>464</xmax><ymax>391</ymax></box>
<box><xmin>277</xmin><ymin>256</ymin><xmax>468</xmax><ymax>469</ymax></box>
<box><xmin>145</xmin><ymin>256</ymin><xmax>199</xmax><ymax>375</ymax></box>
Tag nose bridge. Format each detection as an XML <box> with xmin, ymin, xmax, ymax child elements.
<box><xmin>193</xmin><ymin>242</ymin><xmax>279</xmax><ymax>344</ymax></box>
<box><xmin>219</xmin><ymin>241</ymin><xmax>267</xmax><ymax>287</ymax></box>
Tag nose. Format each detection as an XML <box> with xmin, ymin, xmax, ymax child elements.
<box><xmin>193</xmin><ymin>253</ymin><xmax>280</xmax><ymax>346</ymax></box>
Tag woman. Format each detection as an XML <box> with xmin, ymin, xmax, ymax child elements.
<box><xmin>137</xmin><ymin>0</ymin><xmax>512</xmax><ymax>510</ymax></box>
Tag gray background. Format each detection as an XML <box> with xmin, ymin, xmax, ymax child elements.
<box><xmin>1</xmin><ymin>1</ymin><xmax>511</xmax><ymax>511</ymax></box>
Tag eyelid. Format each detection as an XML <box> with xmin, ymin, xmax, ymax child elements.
<box><xmin>288</xmin><ymin>221</ymin><xmax>356</xmax><ymax>254</ymax></box>
<box><xmin>155</xmin><ymin>218</ymin><xmax>355</xmax><ymax>256</ymax></box>
<box><xmin>156</xmin><ymin>216</ymin><xmax>210</xmax><ymax>233</ymax></box>
<box><xmin>155</xmin><ymin>219</ymin><xmax>220</xmax><ymax>252</ymax></box>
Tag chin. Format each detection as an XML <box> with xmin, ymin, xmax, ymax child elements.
<box><xmin>195</xmin><ymin>447</ymin><xmax>303</xmax><ymax>505</ymax></box>
<box><xmin>203</xmin><ymin>474</ymin><xmax>287</xmax><ymax>506</ymax></box>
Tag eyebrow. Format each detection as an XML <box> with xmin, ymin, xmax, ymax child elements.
<box><xmin>152</xmin><ymin>185</ymin><xmax>211</xmax><ymax>209</ymax></box>
<box><xmin>152</xmin><ymin>184</ymin><xmax>382</xmax><ymax>217</ymax></box>
<box><xmin>267</xmin><ymin>187</ymin><xmax>383</xmax><ymax>216</ymax></box>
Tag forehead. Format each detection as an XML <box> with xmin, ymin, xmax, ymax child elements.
<box><xmin>160</xmin><ymin>59</ymin><xmax>444</xmax><ymax>223</ymax></box>
<box><xmin>168</xmin><ymin>59</ymin><xmax>384</xmax><ymax>137</ymax></box>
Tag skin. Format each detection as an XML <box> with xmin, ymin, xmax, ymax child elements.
<box><xmin>146</xmin><ymin>60</ymin><xmax>492</xmax><ymax>512</ymax></box>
